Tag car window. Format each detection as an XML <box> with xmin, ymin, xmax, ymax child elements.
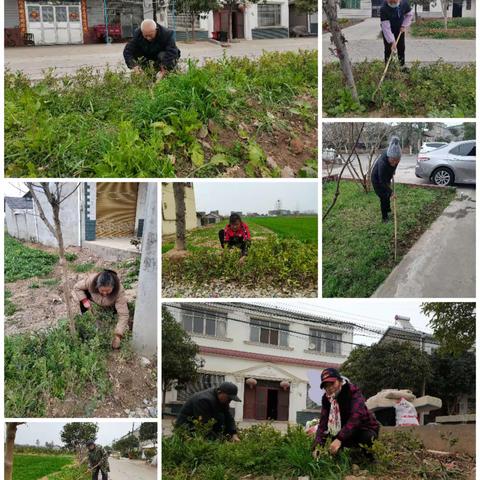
<box><xmin>449</xmin><ymin>143</ymin><xmax>475</xmax><ymax>156</ymax></box>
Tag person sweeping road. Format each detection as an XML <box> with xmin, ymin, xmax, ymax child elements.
<box><xmin>312</xmin><ymin>368</ymin><xmax>380</xmax><ymax>459</ymax></box>
<box><xmin>371</xmin><ymin>136</ymin><xmax>401</xmax><ymax>223</ymax></box>
<box><xmin>219</xmin><ymin>214</ymin><xmax>252</xmax><ymax>264</ymax></box>
<box><xmin>86</xmin><ymin>440</ymin><xmax>110</xmax><ymax>480</ymax></box>
<box><xmin>175</xmin><ymin>382</ymin><xmax>241</xmax><ymax>442</ymax></box>
<box><xmin>380</xmin><ymin>0</ymin><xmax>413</xmax><ymax>67</ymax></box>
<box><xmin>73</xmin><ymin>270</ymin><xmax>130</xmax><ymax>350</ymax></box>
<box><xmin>123</xmin><ymin>19</ymin><xmax>181</xmax><ymax>81</ymax></box>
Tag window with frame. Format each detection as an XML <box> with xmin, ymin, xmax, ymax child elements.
<box><xmin>168</xmin><ymin>10</ymin><xmax>200</xmax><ymax>30</ymax></box>
<box><xmin>257</xmin><ymin>4</ymin><xmax>282</xmax><ymax>27</ymax></box>
<box><xmin>449</xmin><ymin>142</ymin><xmax>475</xmax><ymax>156</ymax></box>
<box><xmin>466</xmin><ymin>0</ymin><xmax>471</xmax><ymax>9</ymax></box>
<box><xmin>422</xmin><ymin>3</ymin><xmax>430</xmax><ymax>11</ymax></box>
<box><xmin>250</xmin><ymin>319</ymin><xmax>289</xmax><ymax>347</ymax></box>
<box><xmin>181</xmin><ymin>309</ymin><xmax>227</xmax><ymax>338</ymax></box>
<box><xmin>309</xmin><ymin>329</ymin><xmax>342</xmax><ymax>354</ymax></box>
<box><xmin>340</xmin><ymin>0</ymin><xmax>361</xmax><ymax>9</ymax></box>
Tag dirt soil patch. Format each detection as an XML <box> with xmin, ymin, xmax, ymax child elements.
<box><xmin>5</xmin><ymin>243</ymin><xmax>137</xmax><ymax>335</ymax></box>
<box><xmin>46</xmin><ymin>352</ymin><xmax>157</xmax><ymax>418</ymax></box>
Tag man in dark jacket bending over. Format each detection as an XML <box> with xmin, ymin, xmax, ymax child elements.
<box><xmin>123</xmin><ymin>19</ymin><xmax>181</xmax><ymax>80</ymax></box>
<box><xmin>371</xmin><ymin>136</ymin><xmax>401</xmax><ymax>223</ymax></box>
<box><xmin>175</xmin><ymin>382</ymin><xmax>241</xmax><ymax>442</ymax></box>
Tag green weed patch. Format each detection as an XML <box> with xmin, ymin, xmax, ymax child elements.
<box><xmin>163</xmin><ymin>235</ymin><xmax>317</xmax><ymax>290</ymax></box>
<box><xmin>13</xmin><ymin>454</ymin><xmax>75</xmax><ymax>480</ymax></box>
<box><xmin>5</xmin><ymin>235</ymin><xmax>58</xmax><ymax>282</ymax></box>
<box><xmin>4</xmin><ymin>310</ymin><xmax>126</xmax><ymax>417</ymax></box>
<box><xmin>323</xmin><ymin>181</ymin><xmax>456</xmax><ymax>297</ymax></box>
<box><xmin>323</xmin><ymin>60</ymin><xmax>475</xmax><ymax>117</ymax></box>
<box><xmin>5</xmin><ymin>51</ymin><xmax>317</xmax><ymax>178</ymax></box>
<box><xmin>411</xmin><ymin>18</ymin><xmax>475</xmax><ymax>39</ymax></box>
<box><xmin>5</xmin><ymin>290</ymin><xmax>17</xmax><ymax>317</ymax></box>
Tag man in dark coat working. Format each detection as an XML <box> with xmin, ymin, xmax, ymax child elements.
<box><xmin>371</xmin><ymin>136</ymin><xmax>402</xmax><ymax>223</ymax></box>
<box><xmin>123</xmin><ymin>19</ymin><xmax>181</xmax><ymax>80</ymax></box>
<box><xmin>312</xmin><ymin>368</ymin><xmax>379</xmax><ymax>458</ymax></box>
<box><xmin>175</xmin><ymin>382</ymin><xmax>241</xmax><ymax>442</ymax></box>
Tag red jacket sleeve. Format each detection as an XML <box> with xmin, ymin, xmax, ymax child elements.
<box><xmin>243</xmin><ymin>223</ymin><xmax>251</xmax><ymax>240</ymax></box>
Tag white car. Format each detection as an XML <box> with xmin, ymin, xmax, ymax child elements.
<box><xmin>419</xmin><ymin>142</ymin><xmax>449</xmax><ymax>154</ymax></box>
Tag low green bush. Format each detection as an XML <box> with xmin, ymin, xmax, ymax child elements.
<box><xmin>4</xmin><ymin>309</ymin><xmax>127</xmax><ymax>416</ymax></box>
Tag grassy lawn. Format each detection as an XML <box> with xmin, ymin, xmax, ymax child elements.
<box><xmin>13</xmin><ymin>454</ymin><xmax>74</xmax><ymax>480</ymax></box>
<box><xmin>323</xmin><ymin>60</ymin><xmax>475</xmax><ymax>117</ymax></box>
<box><xmin>163</xmin><ymin>216</ymin><xmax>318</xmax><ymax>295</ymax></box>
<box><xmin>5</xmin><ymin>235</ymin><xmax>58</xmax><ymax>282</ymax></box>
<box><xmin>411</xmin><ymin>18</ymin><xmax>475</xmax><ymax>39</ymax></box>
<box><xmin>5</xmin><ymin>51</ymin><xmax>317</xmax><ymax>178</ymax></box>
<box><xmin>323</xmin><ymin>181</ymin><xmax>455</xmax><ymax>298</ymax></box>
<box><xmin>163</xmin><ymin>424</ymin><xmax>473</xmax><ymax>480</ymax></box>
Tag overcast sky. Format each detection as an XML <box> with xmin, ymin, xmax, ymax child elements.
<box><xmin>12</xmin><ymin>422</ymin><xmax>146</xmax><ymax>447</ymax></box>
<box><xmin>194</xmin><ymin>182</ymin><xmax>318</xmax><ymax>215</ymax></box>
<box><xmin>254</xmin><ymin>299</ymin><xmax>433</xmax><ymax>346</ymax></box>
<box><xmin>4</xmin><ymin>182</ymin><xmax>28</xmax><ymax>198</ymax></box>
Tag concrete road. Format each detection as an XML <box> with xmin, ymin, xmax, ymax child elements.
<box><xmin>372</xmin><ymin>186</ymin><xmax>476</xmax><ymax>298</ymax></box>
<box><xmin>5</xmin><ymin>37</ymin><xmax>318</xmax><ymax>79</ymax></box>
<box><xmin>323</xmin><ymin>18</ymin><xmax>475</xmax><ymax>64</ymax></box>
<box><xmin>109</xmin><ymin>458</ymin><xmax>156</xmax><ymax>480</ymax></box>
<box><xmin>325</xmin><ymin>154</ymin><xmax>422</xmax><ymax>184</ymax></box>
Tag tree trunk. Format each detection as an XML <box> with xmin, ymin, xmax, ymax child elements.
<box><xmin>51</xmin><ymin>202</ymin><xmax>76</xmax><ymax>336</ymax></box>
<box><xmin>323</xmin><ymin>0</ymin><xmax>358</xmax><ymax>100</ymax></box>
<box><xmin>191</xmin><ymin>13</ymin><xmax>195</xmax><ymax>42</ymax></box>
<box><xmin>5</xmin><ymin>423</ymin><xmax>24</xmax><ymax>480</ymax></box>
<box><xmin>173</xmin><ymin>183</ymin><xmax>187</xmax><ymax>251</ymax></box>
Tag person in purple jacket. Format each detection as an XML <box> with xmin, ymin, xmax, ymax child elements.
<box><xmin>312</xmin><ymin>368</ymin><xmax>380</xmax><ymax>458</ymax></box>
<box><xmin>380</xmin><ymin>0</ymin><xmax>413</xmax><ymax>66</ymax></box>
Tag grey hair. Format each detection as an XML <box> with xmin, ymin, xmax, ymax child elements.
<box><xmin>141</xmin><ymin>19</ymin><xmax>157</xmax><ymax>32</ymax></box>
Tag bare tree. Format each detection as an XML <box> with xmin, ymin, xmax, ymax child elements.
<box><xmin>5</xmin><ymin>423</ymin><xmax>25</xmax><ymax>480</ymax></box>
<box><xmin>323</xmin><ymin>123</ymin><xmax>365</xmax><ymax>221</ymax></box>
<box><xmin>26</xmin><ymin>183</ymin><xmax>80</xmax><ymax>336</ymax></box>
<box><xmin>323</xmin><ymin>0</ymin><xmax>358</xmax><ymax>100</ymax></box>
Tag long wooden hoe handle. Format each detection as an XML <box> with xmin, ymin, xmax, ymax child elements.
<box><xmin>372</xmin><ymin>31</ymin><xmax>404</xmax><ymax>101</ymax></box>
<box><xmin>393</xmin><ymin>176</ymin><xmax>398</xmax><ymax>262</ymax></box>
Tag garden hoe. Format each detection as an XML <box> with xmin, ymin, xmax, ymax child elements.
<box><xmin>393</xmin><ymin>176</ymin><xmax>398</xmax><ymax>262</ymax></box>
<box><xmin>371</xmin><ymin>31</ymin><xmax>404</xmax><ymax>104</ymax></box>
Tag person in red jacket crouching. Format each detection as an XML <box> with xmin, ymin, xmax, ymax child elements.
<box><xmin>219</xmin><ymin>213</ymin><xmax>251</xmax><ymax>264</ymax></box>
<box><xmin>313</xmin><ymin>368</ymin><xmax>380</xmax><ymax>459</ymax></box>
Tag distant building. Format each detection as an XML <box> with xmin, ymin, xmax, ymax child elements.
<box><xmin>200</xmin><ymin>211</ymin><xmax>223</xmax><ymax>226</ymax></box>
<box><xmin>268</xmin><ymin>209</ymin><xmax>292</xmax><ymax>216</ymax></box>
<box><xmin>164</xmin><ymin>302</ymin><xmax>354</xmax><ymax>425</ymax></box>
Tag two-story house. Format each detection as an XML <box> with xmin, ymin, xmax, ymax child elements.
<box><xmin>164</xmin><ymin>302</ymin><xmax>354</xmax><ymax>425</ymax></box>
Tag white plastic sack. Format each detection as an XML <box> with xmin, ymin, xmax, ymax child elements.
<box><xmin>394</xmin><ymin>397</ymin><xmax>419</xmax><ymax>426</ymax></box>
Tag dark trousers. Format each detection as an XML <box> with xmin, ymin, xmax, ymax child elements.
<box><xmin>340</xmin><ymin>429</ymin><xmax>378</xmax><ymax>449</ymax></box>
<box><xmin>219</xmin><ymin>230</ymin><xmax>249</xmax><ymax>256</ymax></box>
<box><xmin>383</xmin><ymin>30</ymin><xmax>405</xmax><ymax>66</ymax></box>
<box><xmin>138</xmin><ymin>50</ymin><xmax>180</xmax><ymax>72</ymax></box>
<box><xmin>91</xmin><ymin>468</ymin><xmax>108</xmax><ymax>480</ymax></box>
<box><xmin>372</xmin><ymin>182</ymin><xmax>392</xmax><ymax>220</ymax></box>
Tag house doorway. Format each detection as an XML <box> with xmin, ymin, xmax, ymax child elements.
<box><xmin>243</xmin><ymin>379</ymin><xmax>289</xmax><ymax>421</ymax></box>
<box><xmin>452</xmin><ymin>0</ymin><xmax>463</xmax><ymax>16</ymax></box>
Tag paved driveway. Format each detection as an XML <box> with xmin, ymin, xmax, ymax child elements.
<box><xmin>5</xmin><ymin>37</ymin><xmax>318</xmax><ymax>79</ymax></box>
<box><xmin>109</xmin><ymin>457</ymin><xmax>156</xmax><ymax>480</ymax></box>
<box><xmin>372</xmin><ymin>185</ymin><xmax>476</xmax><ymax>298</ymax></box>
<box><xmin>323</xmin><ymin>18</ymin><xmax>475</xmax><ymax>63</ymax></box>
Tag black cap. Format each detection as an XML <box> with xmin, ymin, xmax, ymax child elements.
<box><xmin>218</xmin><ymin>382</ymin><xmax>241</xmax><ymax>402</ymax></box>
<box><xmin>320</xmin><ymin>368</ymin><xmax>342</xmax><ymax>388</ymax></box>
<box><xmin>86</xmin><ymin>440</ymin><xmax>95</xmax><ymax>446</ymax></box>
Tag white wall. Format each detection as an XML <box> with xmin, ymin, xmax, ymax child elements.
<box><xmin>5</xmin><ymin>206</ymin><xmax>37</xmax><ymax>242</ymax></box>
<box><xmin>162</xmin><ymin>183</ymin><xmax>197</xmax><ymax>236</ymax></box>
<box><xmin>33</xmin><ymin>183</ymin><xmax>81</xmax><ymax>248</ymax></box>
<box><xmin>247</xmin><ymin>0</ymin><xmax>290</xmax><ymax>31</ymax></box>
<box><xmin>338</xmin><ymin>0</ymin><xmax>371</xmax><ymax>19</ymax></box>
<box><xmin>5</xmin><ymin>0</ymin><xmax>19</xmax><ymax>28</ymax></box>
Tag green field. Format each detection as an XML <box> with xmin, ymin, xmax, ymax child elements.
<box><xmin>323</xmin><ymin>181</ymin><xmax>455</xmax><ymax>297</ymax></box>
<box><xmin>243</xmin><ymin>216</ymin><xmax>318</xmax><ymax>243</ymax></box>
<box><xmin>13</xmin><ymin>454</ymin><xmax>74</xmax><ymax>480</ymax></box>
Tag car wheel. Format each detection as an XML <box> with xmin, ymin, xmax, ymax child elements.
<box><xmin>432</xmin><ymin>167</ymin><xmax>454</xmax><ymax>186</ymax></box>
